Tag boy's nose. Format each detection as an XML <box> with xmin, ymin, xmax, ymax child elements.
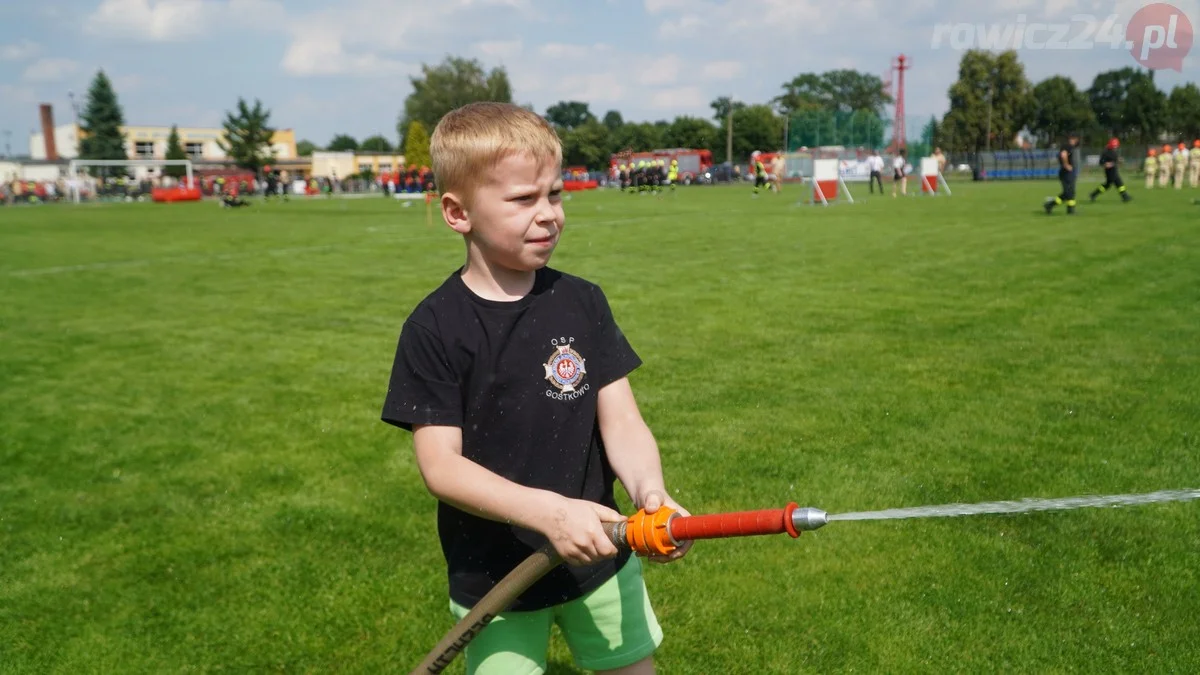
<box><xmin>534</xmin><ymin>199</ymin><xmax>558</xmax><ymax>224</ymax></box>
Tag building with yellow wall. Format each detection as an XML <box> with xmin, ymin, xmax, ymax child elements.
<box><xmin>30</xmin><ymin>124</ymin><xmax>298</xmax><ymax>164</ymax></box>
<box><xmin>310</xmin><ymin>150</ymin><xmax>406</xmax><ymax>178</ymax></box>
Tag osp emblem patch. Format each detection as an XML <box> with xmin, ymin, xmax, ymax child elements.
<box><xmin>543</xmin><ymin>339</ymin><xmax>587</xmax><ymax>394</ymax></box>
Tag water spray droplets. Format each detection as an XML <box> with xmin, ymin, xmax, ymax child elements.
<box><xmin>828</xmin><ymin>488</ymin><xmax>1200</xmax><ymax>523</ymax></box>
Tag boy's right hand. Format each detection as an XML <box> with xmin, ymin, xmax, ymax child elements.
<box><xmin>539</xmin><ymin>496</ymin><xmax>624</xmax><ymax>566</ymax></box>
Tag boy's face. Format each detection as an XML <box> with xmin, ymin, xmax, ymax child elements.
<box><xmin>451</xmin><ymin>152</ymin><xmax>565</xmax><ymax>273</ymax></box>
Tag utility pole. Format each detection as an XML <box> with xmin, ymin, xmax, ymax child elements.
<box><xmin>2</xmin><ymin>130</ymin><xmax>10</xmax><ymax>158</ymax></box>
<box><xmin>985</xmin><ymin>81</ymin><xmax>994</xmax><ymax>153</ymax></box>
<box><xmin>726</xmin><ymin>94</ymin><xmax>734</xmax><ymax>167</ymax></box>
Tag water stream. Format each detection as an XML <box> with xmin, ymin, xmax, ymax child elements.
<box><xmin>828</xmin><ymin>488</ymin><xmax>1200</xmax><ymax>522</ymax></box>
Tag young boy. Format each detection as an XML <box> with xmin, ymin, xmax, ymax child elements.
<box><xmin>381</xmin><ymin>102</ymin><xmax>689</xmax><ymax>675</ymax></box>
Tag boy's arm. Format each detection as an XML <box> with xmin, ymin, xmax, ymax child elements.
<box><xmin>412</xmin><ymin>424</ymin><xmax>623</xmax><ymax>565</ymax></box>
<box><xmin>596</xmin><ymin>377</ymin><xmax>691</xmax><ymax>562</ymax></box>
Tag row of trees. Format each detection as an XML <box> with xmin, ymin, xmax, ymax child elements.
<box><xmin>381</xmin><ymin>57</ymin><xmax>891</xmax><ymax>168</ymax></box>
<box><xmin>77</xmin><ymin>51</ymin><xmax>1200</xmax><ymax>177</ymax></box>
<box><xmin>937</xmin><ymin>49</ymin><xmax>1200</xmax><ymax>152</ymax></box>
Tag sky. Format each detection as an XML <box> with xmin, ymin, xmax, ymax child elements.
<box><xmin>1</xmin><ymin>0</ymin><xmax>1198</xmax><ymax>155</ymax></box>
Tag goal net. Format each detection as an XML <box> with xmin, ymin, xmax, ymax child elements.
<box><xmin>66</xmin><ymin>159</ymin><xmax>195</xmax><ymax>203</ymax></box>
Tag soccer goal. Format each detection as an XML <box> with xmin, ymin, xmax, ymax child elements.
<box><xmin>66</xmin><ymin>159</ymin><xmax>195</xmax><ymax>203</ymax></box>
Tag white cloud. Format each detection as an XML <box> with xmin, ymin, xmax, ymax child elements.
<box><xmin>637</xmin><ymin>54</ymin><xmax>682</xmax><ymax>86</ymax></box>
<box><xmin>84</xmin><ymin>0</ymin><xmax>284</xmax><ymax>41</ymax></box>
<box><xmin>85</xmin><ymin>0</ymin><xmax>214</xmax><ymax>41</ymax></box>
<box><xmin>700</xmin><ymin>60</ymin><xmax>744</xmax><ymax>80</ymax></box>
<box><xmin>644</xmin><ymin>0</ymin><xmax>689</xmax><ymax>13</ymax></box>
<box><xmin>276</xmin><ymin>2</ymin><xmax>494</xmax><ymax>77</ymax></box>
<box><xmin>559</xmin><ymin>73</ymin><xmax>626</xmax><ymax>104</ymax></box>
<box><xmin>658</xmin><ymin>14</ymin><xmax>701</xmax><ymax>38</ymax></box>
<box><xmin>539</xmin><ymin>43</ymin><xmax>592</xmax><ymax>59</ymax></box>
<box><xmin>281</xmin><ymin>30</ymin><xmax>413</xmax><ymax>77</ymax></box>
<box><xmin>22</xmin><ymin>58</ymin><xmax>80</xmax><ymax>82</ymax></box>
<box><xmin>476</xmin><ymin>40</ymin><xmax>523</xmax><ymax>60</ymax></box>
<box><xmin>1</xmin><ymin>40</ymin><xmax>40</xmax><ymax>61</ymax></box>
<box><xmin>650</xmin><ymin>85</ymin><xmax>706</xmax><ymax>110</ymax></box>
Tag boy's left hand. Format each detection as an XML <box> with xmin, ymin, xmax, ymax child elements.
<box><xmin>639</xmin><ymin>490</ymin><xmax>692</xmax><ymax>563</ymax></box>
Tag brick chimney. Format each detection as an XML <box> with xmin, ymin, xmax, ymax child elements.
<box><xmin>40</xmin><ymin>103</ymin><xmax>58</xmax><ymax>160</ymax></box>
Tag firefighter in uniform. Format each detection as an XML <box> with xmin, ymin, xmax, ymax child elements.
<box><xmin>1144</xmin><ymin>148</ymin><xmax>1158</xmax><ymax>190</ymax></box>
<box><xmin>1190</xmin><ymin>140</ymin><xmax>1200</xmax><ymax>188</ymax></box>
<box><xmin>1174</xmin><ymin>142</ymin><xmax>1189</xmax><ymax>189</ymax></box>
<box><xmin>1159</xmin><ymin>144</ymin><xmax>1173</xmax><ymax>187</ymax></box>
<box><xmin>1045</xmin><ymin>131</ymin><xmax>1080</xmax><ymax>215</ymax></box>
<box><xmin>752</xmin><ymin>151</ymin><xmax>769</xmax><ymax>195</ymax></box>
<box><xmin>667</xmin><ymin>158</ymin><xmax>679</xmax><ymax>192</ymax></box>
<box><xmin>1090</xmin><ymin>137</ymin><xmax>1131</xmax><ymax>203</ymax></box>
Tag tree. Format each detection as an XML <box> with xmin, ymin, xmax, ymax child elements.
<box><xmin>398</xmin><ymin>56</ymin><xmax>513</xmax><ymax>145</ymax></box>
<box><xmin>1028</xmin><ymin>76</ymin><xmax>1096</xmax><ymax>146</ymax></box>
<box><xmin>560</xmin><ymin>120</ymin><xmax>609</xmax><ymax>169</ymax></box>
<box><xmin>709</xmin><ymin>96</ymin><xmax>746</xmax><ymax>123</ymax></box>
<box><xmin>1166</xmin><ymin>83</ymin><xmax>1200</xmax><ymax>140</ymax></box>
<box><xmin>774</xmin><ymin>73</ymin><xmax>829</xmax><ymax>115</ymax></box>
<box><xmin>296</xmin><ymin>139</ymin><xmax>318</xmax><ymax>156</ymax></box>
<box><xmin>405</xmin><ymin>121</ymin><xmax>431</xmax><ymax>169</ymax></box>
<box><xmin>941</xmin><ymin>50</ymin><xmax>1031</xmax><ymax>151</ymax></box>
<box><xmin>662</xmin><ymin>116</ymin><xmax>719</xmax><ymax>151</ymax></box>
<box><xmin>602</xmin><ymin>110</ymin><xmax>624</xmax><ymax>131</ymax></box>
<box><xmin>546</xmin><ymin>101</ymin><xmax>595</xmax><ymax>129</ymax></box>
<box><xmin>360</xmin><ymin>135</ymin><xmax>393</xmax><ymax>152</ymax></box>
<box><xmin>776</xmin><ymin>70</ymin><xmax>891</xmax><ymax>117</ymax></box>
<box><xmin>79</xmin><ymin>69</ymin><xmax>127</xmax><ymax>162</ymax></box>
<box><xmin>163</xmin><ymin>125</ymin><xmax>187</xmax><ymax>178</ymax></box>
<box><xmin>327</xmin><ymin>134</ymin><xmax>358</xmax><ymax>152</ymax></box>
<box><xmin>1088</xmin><ymin>67</ymin><xmax>1166</xmax><ymax>144</ymax></box>
<box><xmin>218</xmin><ymin>98</ymin><xmax>275</xmax><ymax>173</ymax></box>
<box><xmin>720</xmin><ymin>105</ymin><xmax>784</xmax><ymax>162</ymax></box>
<box><xmin>610</xmin><ymin>122</ymin><xmax>663</xmax><ymax>154</ymax></box>
<box><xmin>921</xmin><ymin>115</ymin><xmax>942</xmax><ymax>149</ymax></box>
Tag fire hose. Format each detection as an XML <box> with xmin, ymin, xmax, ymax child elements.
<box><xmin>410</xmin><ymin>502</ymin><xmax>828</xmax><ymax>674</ymax></box>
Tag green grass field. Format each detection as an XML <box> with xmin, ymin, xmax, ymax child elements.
<box><xmin>3</xmin><ymin>181</ymin><xmax>1199</xmax><ymax>674</ymax></box>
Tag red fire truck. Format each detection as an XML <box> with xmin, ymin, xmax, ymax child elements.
<box><xmin>610</xmin><ymin>148</ymin><xmax>714</xmax><ymax>184</ymax></box>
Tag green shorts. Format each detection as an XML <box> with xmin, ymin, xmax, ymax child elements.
<box><xmin>449</xmin><ymin>555</ymin><xmax>662</xmax><ymax>674</ymax></box>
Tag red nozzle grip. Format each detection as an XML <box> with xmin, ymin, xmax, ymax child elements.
<box><xmin>669</xmin><ymin>502</ymin><xmax>801</xmax><ymax>541</ymax></box>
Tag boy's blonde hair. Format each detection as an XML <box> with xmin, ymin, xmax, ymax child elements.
<box><xmin>430</xmin><ymin>102</ymin><xmax>562</xmax><ymax>201</ymax></box>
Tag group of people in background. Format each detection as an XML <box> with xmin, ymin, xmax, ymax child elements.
<box><xmin>614</xmin><ymin>158</ymin><xmax>678</xmax><ymax>194</ymax></box>
<box><xmin>1144</xmin><ymin>141</ymin><xmax>1200</xmax><ymax>190</ymax></box>
<box><xmin>378</xmin><ymin>167</ymin><xmax>436</xmax><ymax>196</ymax></box>
<box><xmin>1046</xmin><ymin>133</ymin><xmax>1200</xmax><ymax>215</ymax></box>
<box><xmin>1</xmin><ymin>175</ymin><xmax>164</xmax><ymax>205</ymax></box>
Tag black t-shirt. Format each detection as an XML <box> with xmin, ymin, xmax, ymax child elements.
<box><xmin>1059</xmin><ymin>144</ymin><xmax>1076</xmax><ymax>175</ymax></box>
<box><xmin>381</xmin><ymin>267</ymin><xmax>641</xmax><ymax>610</ymax></box>
<box><xmin>1100</xmin><ymin>148</ymin><xmax>1118</xmax><ymax>169</ymax></box>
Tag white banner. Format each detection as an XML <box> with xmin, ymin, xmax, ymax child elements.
<box><xmin>839</xmin><ymin>158</ymin><xmax>872</xmax><ymax>182</ymax></box>
<box><xmin>813</xmin><ymin>159</ymin><xmax>840</xmax><ymax>181</ymax></box>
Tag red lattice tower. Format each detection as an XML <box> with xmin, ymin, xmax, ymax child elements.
<box><xmin>882</xmin><ymin>54</ymin><xmax>910</xmax><ymax>153</ymax></box>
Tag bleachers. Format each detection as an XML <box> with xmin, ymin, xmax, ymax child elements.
<box><xmin>977</xmin><ymin>149</ymin><xmax>1062</xmax><ymax>181</ymax></box>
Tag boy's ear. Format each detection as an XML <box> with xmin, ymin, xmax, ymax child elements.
<box><xmin>441</xmin><ymin>192</ymin><xmax>470</xmax><ymax>234</ymax></box>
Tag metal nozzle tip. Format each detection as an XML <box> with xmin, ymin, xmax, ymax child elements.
<box><xmin>792</xmin><ymin>507</ymin><xmax>828</xmax><ymax>531</ymax></box>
